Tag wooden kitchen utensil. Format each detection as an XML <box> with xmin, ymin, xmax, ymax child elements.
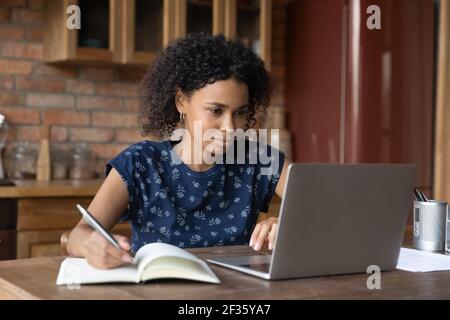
<box><xmin>36</xmin><ymin>125</ymin><xmax>51</xmax><ymax>181</ymax></box>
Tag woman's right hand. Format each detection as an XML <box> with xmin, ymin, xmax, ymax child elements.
<box><xmin>84</xmin><ymin>231</ymin><xmax>133</xmax><ymax>269</ymax></box>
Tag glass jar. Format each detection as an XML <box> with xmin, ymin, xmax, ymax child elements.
<box><xmin>51</xmin><ymin>145</ymin><xmax>69</xmax><ymax>180</ymax></box>
<box><xmin>69</xmin><ymin>143</ymin><xmax>96</xmax><ymax>180</ymax></box>
<box><xmin>5</xmin><ymin>142</ymin><xmax>37</xmax><ymax>180</ymax></box>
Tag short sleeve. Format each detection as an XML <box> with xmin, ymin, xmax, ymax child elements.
<box><xmin>257</xmin><ymin>143</ymin><xmax>285</xmax><ymax>213</ymax></box>
<box><xmin>105</xmin><ymin>145</ymin><xmax>144</xmax><ymax>222</ymax></box>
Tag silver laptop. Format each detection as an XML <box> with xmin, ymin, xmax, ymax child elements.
<box><xmin>207</xmin><ymin>163</ymin><xmax>415</xmax><ymax>280</ymax></box>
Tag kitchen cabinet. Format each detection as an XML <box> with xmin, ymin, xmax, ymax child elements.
<box><xmin>44</xmin><ymin>0</ymin><xmax>173</xmax><ymax>65</ymax></box>
<box><xmin>172</xmin><ymin>0</ymin><xmax>224</xmax><ymax>37</ymax></box>
<box><xmin>223</xmin><ymin>0</ymin><xmax>272</xmax><ymax>69</ymax></box>
<box><xmin>119</xmin><ymin>0</ymin><xmax>174</xmax><ymax>65</ymax></box>
<box><xmin>0</xmin><ymin>199</ymin><xmax>16</xmax><ymax>260</ymax></box>
<box><xmin>44</xmin><ymin>0</ymin><xmax>123</xmax><ymax>64</ymax></box>
<box><xmin>44</xmin><ymin>0</ymin><xmax>273</xmax><ymax>67</ymax></box>
<box><xmin>173</xmin><ymin>0</ymin><xmax>272</xmax><ymax>67</ymax></box>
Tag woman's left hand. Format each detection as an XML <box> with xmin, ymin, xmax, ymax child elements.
<box><xmin>249</xmin><ymin>217</ymin><xmax>278</xmax><ymax>251</ymax></box>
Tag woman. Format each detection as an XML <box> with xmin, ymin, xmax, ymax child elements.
<box><xmin>67</xmin><ymin>33</ymin><xmax>290</xmax><ymax>269</ymax></box>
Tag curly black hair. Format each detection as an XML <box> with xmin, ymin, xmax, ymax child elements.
<box><xmin>139</xmin><ymin>33</ymin><xmax>272</xmax><ymax>138</ymax></box>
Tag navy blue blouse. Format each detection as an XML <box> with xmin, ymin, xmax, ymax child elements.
<box><xmin>105</xmin><ymin>139</ymin><xmax>285</xmax><ymax>252</ymax></box>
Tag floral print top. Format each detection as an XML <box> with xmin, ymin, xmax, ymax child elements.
<box><xmin>105</xmin><ymin>139</ymin><xmax>285</xmax><ymax>252</ymax></box>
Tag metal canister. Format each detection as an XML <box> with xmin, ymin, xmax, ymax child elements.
<box><xmin>413</xmin><ymin>200</ymin><xmax>448</xmax><ymax>252</ymax></box>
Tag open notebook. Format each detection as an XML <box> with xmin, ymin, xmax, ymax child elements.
<box><xmin>56</xmin><ymin>243</ymin><xmax>220</xmax><ymax>285</ymax></box>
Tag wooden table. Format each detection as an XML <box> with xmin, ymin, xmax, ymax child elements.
<box><xmin>0</xmin><ymin>245</ymin><xmax>449</xmax><ymax>300</ymax></box>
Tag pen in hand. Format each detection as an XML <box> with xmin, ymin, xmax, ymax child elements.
<box><xmin>76</xmin><ymin>204</ymin><xmax>136</xmax><ymax>265</ymax></box>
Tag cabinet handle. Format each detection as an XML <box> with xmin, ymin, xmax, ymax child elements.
<box><xmin>0</xmin><ymin>238</ymin><xmax>2</xmax><ymax>244</ymax></box>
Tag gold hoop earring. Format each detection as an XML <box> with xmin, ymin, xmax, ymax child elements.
<box><xmin>180</xmin><ymin>112</ymin><xmax>185</xmax><ymax>122</ymax></box>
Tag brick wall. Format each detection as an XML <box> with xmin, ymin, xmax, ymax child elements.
<box><xmin>0</xmin><ymin>0</ymin><xmax>286</xmax><ymax>177</ymax></box>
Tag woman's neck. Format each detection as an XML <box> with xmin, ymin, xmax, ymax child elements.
<box><xmin>172</xmin><ymin>138</ymin><xmax>216</xmax><ymax>172</ymax></box>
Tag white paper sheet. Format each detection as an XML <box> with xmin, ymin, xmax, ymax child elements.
<box><xmin>396</xmin><ymin>247</ymin><xmax>450</xmax><ymax>272</ymax></box>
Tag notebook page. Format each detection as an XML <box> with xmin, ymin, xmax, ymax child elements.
<box><xmin>56</xmin><ymin>258</ymin><xmax>140</xmax><ymax>285</ymax></box>
<box><xmin>135</xmin><ymin>242</ymin><xmax>203</xmax><ymax>274</ymax></box>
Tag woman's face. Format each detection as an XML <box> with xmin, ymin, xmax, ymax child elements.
<box><xmin>176</xmin><ymin>78</ymin><xmax>249</xmax><ymax>156</ymax></box>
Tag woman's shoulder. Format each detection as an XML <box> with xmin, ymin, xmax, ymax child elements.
<box><xmin>105</xmin><ymin>140</ymin><xmax>173</xmax><ymax>178</ymax></box>
<box><xmin>107</xmin><ymin>140</ymin><xmax>171</xmax><ymax>170</ymax></box>
<box><xmin>119</xmin><ymin>140</ymin><xmax>169</xmax><ymax>158</ymax></box>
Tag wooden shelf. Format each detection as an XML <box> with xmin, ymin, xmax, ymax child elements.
<box><xmin>0</xmin><ymin>179</ymin><xmax>103</xmax><ymax>198</ymax></box>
